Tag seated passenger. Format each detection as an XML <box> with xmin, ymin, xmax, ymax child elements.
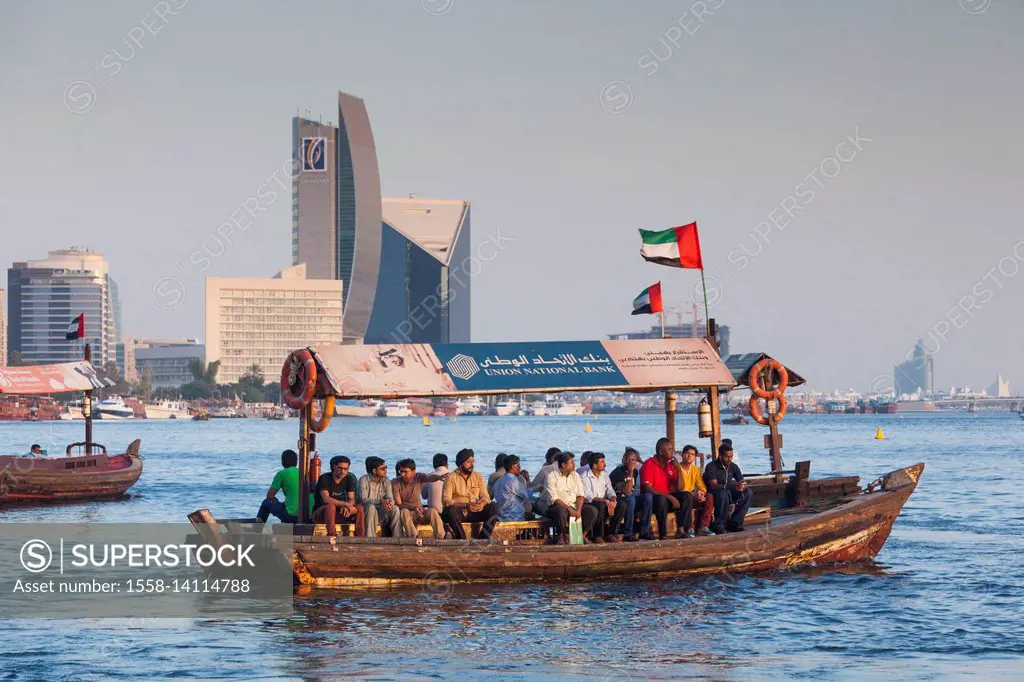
<box><xmin>531</xmin><ymin>447</ymin><xmax>562</xmax><ymax>493</ymax></box>
<box><xmin>676</xmin><ymin>445</ymin><xmax>714</xmax><ymax>537</ymax></box>
<box><xmin>610</xmin><ymin>447</ymin><xmax>654</xmax><ymax>542</ymax></box>
<box><xmin>26</xmin><ymin>444</ymin><xmax>46</xmax><ymax>457</ymax></box>
<box><xmin>704</xmin><ymin>443</ymin><xmax>753</xmax><ymax>533</ymax></box>
<box><xmin>538</xmin><ymin>452</ymin><xmax>597</xmax><ymax>545</ymax></box>
<box><xmin>580</xmin><ymin>452</ymin><xmax>626</xmax><ymax>543</ymax></box>
<box><xmin>493</xmin><ymin>455</ymin><xmax>531</xmax><ymax>522</ymax></box>
<box><xmin>392</xmin><ymin>458</ymin><xmax>446</xmax><ymax>539</ymax></box>
<box><xmin>257</xmin><ymin>449</ymin><xmax>301</xmax><ymax>524</ymax></box>
<box><xmin>487</xmin><ymin>453</ymin><xmax>509</xmax><ymax>498</ymax></box>
<box><xmin>312</xmin><ymin>455</ymin><xmax>365</xmax><ymax>536</ymax></box>
<box><xmin>442</xmin><ymin>449</ymin><xmax>499</xmax><ymax>540</ymax></box>
<box><xmin>577</xmin><ymin>451</ymin><xmax>594</xmax><ymax>476</ymax></box>
<box><xmin>639</xmin><ymin>438</ymin><xmax>693</xmax><ymax>540</ymax></box>
<box><xmin>359</xmin><ymin>456</ymin><xmax>402</xmax><ymax>538</ymax></box>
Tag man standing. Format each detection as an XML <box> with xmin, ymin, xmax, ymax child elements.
<box><xmin>676</xmin><ymin>445</ymin><xmax>715</xmax><ymax>537</ymax></box>
<box><xmin>704</xmin><ymin>442</ymin><xmax>753</xmax><ymax>533</ymax></box>
<box><xmin>539</xmin><ymin>452</ymin><xmax>598</xmax><ymax>545</ymax></box>
<box><xmin>531</xmin><ymin>447</ymin><xmax>562</xmax><ymax>493</ymax></box>
<box><xmin>493</xmin><ymin>454</ymin><xmax>531</xmax><ymax>522</ymax></box>
<box><xmin>359</xmin><ymin>456</ymin><xmax>402</xmax><ymax>538</ymax></box>
<box><xmin>392</xmin><ymin>458</ymin><xmax>446</xmax><ymax>539</ymax></box>
<box><xmin>580</xmin><ymin>452</ymin><xmax>625</xmax><ymax>543</ymax></box>
<box><xmin>422</xmin><ymin>453</ymin><xmax>449</xmax><ymax>515</ymax></box>
<box><xmin>257</xmin><ymin>449</ymin><xmax>303</xmax><ymax>524</ymax></box>
<box><xmin>640</xmin><ymin>438</ymin><xmax>693</xmax><ymax>540</ymax></box>
<box><xmin>312</xmin><ymin>455</ymin><xmax>365</xmax><ymax>537</ymax></box>
<box><xmin>487</xmin><ymin>453</ymin><xmax>509</xmax><ymax>498</ymax></box>
<box><xmin>610</xmin><ymin>447</ymin><xmax>654</xmax><ymax>542</ymax></box>
<box><xmin>442</xmin><ymin>448</ymin><xmax>499</xmax><ymax>540</ymax></box>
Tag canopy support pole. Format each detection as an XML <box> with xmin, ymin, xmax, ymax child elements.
<box><xmin>83</xmin><ymin>343</ymin><xmax>93</xmax><ymax>455</ymax></box>
<box><xmin>665</xmin><ymin>391</ymin><xmax>676</xmax><ymax>446</ymax></box>
<box><xmin>297</xmin><ymin>403</ymin><xmax>312</xmax><ymax>525</ymax></box>
<box><xmin>707</xmin><ymin>318</ymin><xmax>722</xmax><ymax>459</ymax></box>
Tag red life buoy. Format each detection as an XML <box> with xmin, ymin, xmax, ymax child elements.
<box><xmin>749</xmin><ymin>358</ymin><xmax>789</xmax><ymax>399</ymax></box>
<box><xmin>281</xmin><ymin>349</ymin><xmax>317</xmax><ymax>410</ymax></box>
<box><xmin>309</xmin><ymin>396</ymin><xmax>335</xmax><ymax>433</ymax></box>
<box><xmin>749</xmin><ymin>394</ymin><xmax>787</xmax><ymax>425</ymax></box>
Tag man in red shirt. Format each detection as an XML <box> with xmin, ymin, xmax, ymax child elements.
<box><xmin>640</xmin><ymin>437</ymin><xmax>693</xmax><ymax>540</ymax></box>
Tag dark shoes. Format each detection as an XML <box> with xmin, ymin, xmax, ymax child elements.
<box><xmin>624</xmin><ymin>534</ymin><xmax>639</xmax><ymax>542</ymax></box>
<box><xmin>726</xmin><ymin>524</ymin><xmax>745</xmax><ymax>533</ymax></box>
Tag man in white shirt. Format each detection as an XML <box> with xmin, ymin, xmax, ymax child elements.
<box><xmin>538</xmin><ymin>451</ymin><xmax>598</xmax><ymax>545</ymax></box>
<box><xmin>421</xmin><ymin>453</ymin><xmax>449</xmax><ymax>516</ymax></box>
<box><xmin>580</xmin><ymin>452</ymin><xmax>626</xmax><ymax>543</ymax></box>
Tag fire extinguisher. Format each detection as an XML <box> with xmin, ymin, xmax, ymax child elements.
<box><xmin>309</xmin><ymin>450</ymin><xmax>322</xmax><ymax>485</ymax></box>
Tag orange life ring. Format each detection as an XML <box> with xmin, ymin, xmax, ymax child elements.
<box><xmin>281</xmin><ymin>349</ymin><xmax>317</xmax><ymax>410</ymax></box>
<box><xmin>749</xmin><ymin>358</ymin><xmax>789</xmax><ymax>399</ymax></box>
<box><xmin>309</xmin><ymin>396</ymin><xmax>335</xmax><ymax>433</ymax></box>
<box><xmin>748</xmin><ymin>394</ymin><xmax>787</xmax><ymax>425</ymax></box>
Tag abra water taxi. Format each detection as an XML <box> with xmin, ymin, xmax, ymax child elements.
<box><xmin>190</xmin><ymin>329</ymin><xmax>922</xmax><ymax>587</ymax></box>
<box><xmin>0</xmin><ymin>359</ymin><xmax>143</xmax><ymax>505</ymax></box>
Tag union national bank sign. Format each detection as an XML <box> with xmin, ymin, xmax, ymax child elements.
<box><xmin>435</xmin><ymin>342</ymin><xmax>626</xmax><ymax>391</ymax></box>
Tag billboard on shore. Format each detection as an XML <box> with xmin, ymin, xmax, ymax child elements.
<box><xmin>312</xmin><ymin>338</ymin><xmax>734</xmax><ymax>398</ymax></box>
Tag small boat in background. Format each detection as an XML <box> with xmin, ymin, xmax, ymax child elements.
<box><xmin>0</xmin><ymin>355</ymin><xmax>143</xmax><ymax>505</ymax></box>
<box><xmin>145</xmin><ymin>399</ymin><xmax>190</xmax><ymax>420</ymax></box>
<box><xmin>96</xmin><ymin>396</ymin><xmax>134</xmax><ymax>420</ymax></box>
<box><xmin>334</xmin><ymin>399</ymin><xmax>377</xmax><ymax>418</ymax></box>
<box><xmin>380</xmin><ymin>400</ymin><xmax>412</xmax><ymax>417</ymax></box>
<box><xmin>493</xmin><ymin>399</ymin><xmax>520</xmax><ymax>416</ymax></box>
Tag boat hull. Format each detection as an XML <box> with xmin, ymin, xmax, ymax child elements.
<box><xmin>0</xmin><ymin>442</ymin><xmax>143</xmax><ymax>504</ymax></box>
<box><xmin>291</xmin><ymin>464</ymin><xmax>923</xmax><ymax>587</ymax></box>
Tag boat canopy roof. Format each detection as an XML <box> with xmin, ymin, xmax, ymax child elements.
<box><xmin>723</xmin><ymin>353</ymin><xmax>806</xmax><ymax>388</ymax></box>
<box><xmin>309</xmin><ymin>338</ymin><xmax>736</xmax><ymax>399</ymax></box>
<box><xmin>0</xmin><ymin>361</ymin><xmax>115</xmax><ymax>395</ymax></box>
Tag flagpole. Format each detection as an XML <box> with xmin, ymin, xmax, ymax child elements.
<box><xmin>660</xmin><ymin>310</ymin><xmax>665</xmax><ymax>339</ymax></box>
<box><xmin>699</xmin><ymin>268</ymin><xmax>710</xmax><ymax>337</ymax></box>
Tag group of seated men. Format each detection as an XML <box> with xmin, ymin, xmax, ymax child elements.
<box><xmin>256</xmin><ymin>438</ymin><xmax>754</xmax><ymax>543</ymax></box>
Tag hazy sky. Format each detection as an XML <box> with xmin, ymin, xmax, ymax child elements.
<box><xmin>1</xmin><ymin>0</ymin><xmax>1021</xmax><ymax>392</ymax></box>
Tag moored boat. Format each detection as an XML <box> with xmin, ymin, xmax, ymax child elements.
<box><xmin>96</xmin><ymin>396</ymin><xmax>135</xmax><ymax>420</ymax></box>
<box><xmin>145</xmin><ymin>399</ymin><xmax>190</xmax><ymax>420</ymax></box>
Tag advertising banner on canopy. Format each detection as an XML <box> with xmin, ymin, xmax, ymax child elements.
<box><xmin>312</xmin><ymin>338</ymin><xmax>735</xmax><ymax>398</ymax></box>
<box><xmin>0</xmin><ymin>362</ymin><xmax>115</xmax><ymax>395</ymax></box>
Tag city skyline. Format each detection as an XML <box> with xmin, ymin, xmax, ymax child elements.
<box><xmin>1</xmin><ymin>2</ymin><xmax>1021</xmax><ymax>392</ymax></box>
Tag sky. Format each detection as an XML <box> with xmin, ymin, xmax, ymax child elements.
<box><xmin>1</xmin><ymin>0</ymin><xmax>1022</xmax><ymax>393</ymax></box>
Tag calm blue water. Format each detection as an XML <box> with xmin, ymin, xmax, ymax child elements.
<box><xmin>1</xmin><ymin>413</ymin><xmax>1023</xmax><ymax>680</ymax></box>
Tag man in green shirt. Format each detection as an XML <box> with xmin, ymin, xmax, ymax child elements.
<box><xmin>257</xmin><ymin>450</ymin><xmax>301</xmax><ymax>523</ymax></box>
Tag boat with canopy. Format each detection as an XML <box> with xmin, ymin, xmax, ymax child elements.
<box><xmin>0</xmin><ymin>358</ymin><xmax>143</xmax><ymax>504</ymax></box>
<box><xmin>190</xmin><ymin>323</ymin><xmax>922</xmax><ymax>587</ymax></box>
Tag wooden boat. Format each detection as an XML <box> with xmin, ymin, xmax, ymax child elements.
<box><xmin>0</xmin><ymin>353</ymin><xmax>144</xmax><ymax>505</ymax></box>
<box><xmin>0</xmin><ymin>440</ymin><xmax>143</xmax><ymax>504</ymax></box>
<box><xmin>190</xmin><ymin>333</ymin><xmax>922</xmax><ymax>587</ymax></box>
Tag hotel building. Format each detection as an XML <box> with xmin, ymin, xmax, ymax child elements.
<box><xmin>7</xmin><ymin>248</ymin><xmax>120</xmax><ymax>367</ymax></box>
<box><xmin>205</xmin><ymin>264</ymin><xmax>343</xmax><ymax>384</ymax></box>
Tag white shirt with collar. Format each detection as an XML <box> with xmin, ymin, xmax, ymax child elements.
<box><xmin>542</xmin><ymin>468</ymin><xmax>584</xmax><ymax>510</ymax></box>
<box><xmin>580</xmin><ymin>468</ymin><xmax>616</xmax><ymax>502</ymax></box>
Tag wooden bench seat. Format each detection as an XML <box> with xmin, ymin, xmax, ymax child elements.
<box><xmin>312</xmin><ymin>506</ymin><xmax>771</xmax><ymax>540</ymax></box>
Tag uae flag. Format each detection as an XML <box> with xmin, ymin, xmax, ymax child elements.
<box><xmin>639</xmin><ymin>222</ymin><xmax>703</xmax><ymax>269</ymax></box>
<box><xmin>631</xmin><ymin>282</ymin><xmax>663</xmax><ymax>315</ymax></box>
<box><xmin>65</xmin><ymin>314</ymin><xmax>85</xmax><ymax>340</ymax></box>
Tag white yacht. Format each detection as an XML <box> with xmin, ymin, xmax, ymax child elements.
<box><xmin>96</xmin><ymin>397</ymin><xmax>135</xmax><ymax>420</ymax></box>
<box><xmin>546</xmin><ymin>399</ymin><xmax>585</xmax><ymax>416</ymax></box>
<box><xmin>145</xmin><ymin>400</ymin><xmax>191</xmax><ymax>420</ymax></box>
<box><xmin>58</xmin><ymin>403</ymin><xmax>85</xmax><ymax>420</ymax></box>
<box><xmin>455</xmin><ymin>397</ymin><xmax>487</xmax><ymax>416</ymax></box>
<box><xmin>493</xmin><ymin>399</ymin><xmax>520</xmax><ymax>416</ymax></box>
<box><xmin>380</xmin><ymin>400</ymin><xmax>413</xmax><ymax>417</ymax></box>
<box><xmin>526</xmin><ymin>400</ymin><xmax>548</xmax><ymax>416</ymax></box>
